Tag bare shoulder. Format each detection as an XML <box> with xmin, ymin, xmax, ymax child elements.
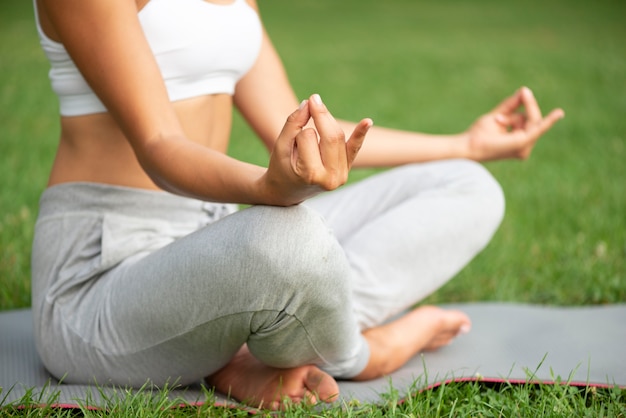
<box><xmin>37</xmin><ymin>0</ymin><xmax>148</xmax><ymax>43</ymax></box>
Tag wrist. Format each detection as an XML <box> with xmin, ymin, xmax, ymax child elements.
<box><xmin>450</xmin><ymin>131</ymin><xmax>473</xmax><ymax>160</ymax></box>
<box><xmin>255</xmin><ymin>171</ymin><xmax>310</xmax><ymax>207</ymax></box>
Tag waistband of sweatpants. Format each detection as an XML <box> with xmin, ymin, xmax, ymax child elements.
<box><xmin>37</xmin><ymin>182</ymin><xmax>236</xmax><ymax>221</ymax></box>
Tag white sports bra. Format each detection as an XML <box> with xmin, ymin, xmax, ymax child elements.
<box><xmin>34</xmin><ymin>0</ymin><xmax>263</xmax><ymax>116</ymax></box>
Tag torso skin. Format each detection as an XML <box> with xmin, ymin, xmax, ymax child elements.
<box><xmin>38</xmin><ymin>0</ymin><xmax>242</xmax><ymax>191</ymax></box>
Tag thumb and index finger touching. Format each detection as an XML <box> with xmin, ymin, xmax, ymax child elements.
<box><xmin>280</xmin><ymin>97</ymin><xmax>313</xmax><ymax>142</ymax></box>
<box><xmin>306</xmin><ymin>94</ymin><xmax>372</xmax><ymax>168</ymax></box>
<box><xmin>282</xmin><ymin>93</ymin><xmax>372</xmax><ymax>168</ymax></box>
<box><xmin>494</xmin><ymin>86</ymin><xmax>565</xmax><ymax>141</ymax></box>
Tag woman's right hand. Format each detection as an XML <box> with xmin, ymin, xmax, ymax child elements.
<box><xmin>260</xmin><ymin>94</ymin><xmax>372</xmax><ymax>206</ymax></box>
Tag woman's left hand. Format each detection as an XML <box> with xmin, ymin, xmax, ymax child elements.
<box><xmin>464</xmin><ymin>87</ymin><xmax>565</xmax><ymax>161</ymax></box>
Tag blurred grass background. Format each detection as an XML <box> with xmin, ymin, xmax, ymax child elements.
<box><xmin>1</xmin><ymin>0</ymin><xmax>625</xmax><ymax>311</ymax></box>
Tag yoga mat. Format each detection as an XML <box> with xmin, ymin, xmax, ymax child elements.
<box><xmin>1</xmin><ymin>303</ymin><xmax>624</xmax><ymax>409</ymax></box>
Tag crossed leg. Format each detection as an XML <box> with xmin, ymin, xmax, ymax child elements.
<box><xmin>206</xmin><ymin>306</ymin><xmax>470</xmax><ymax>409</ymax></box>
<box><xmin>208</xmin><ymin>160</ymin><xmax>503</xmax><ymax>409</ymax></box>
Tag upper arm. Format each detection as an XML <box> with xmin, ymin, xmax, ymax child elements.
<box><xmin>40</xmin><ymin>0</ymin><xmax>183</xmax><ymax>147</ymax></box>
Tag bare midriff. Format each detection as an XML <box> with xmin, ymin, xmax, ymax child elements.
<box><xmin>38</xmin><ymin>0</ymin><xmax>239</xmax><ymax>190</ymax></box>
<box><xmin>47</xmin><ymin>94</ymin><xmax>233</xmax><ymax>190</ymax></box>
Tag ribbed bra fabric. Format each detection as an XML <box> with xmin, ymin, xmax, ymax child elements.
<box><xmin>33</xmin><ymin>0</ymin><xmax>262</xmax><ymax>116</ymax></box>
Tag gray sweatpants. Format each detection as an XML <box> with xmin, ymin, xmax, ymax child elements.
<box><xmin>31</xmin><ymin>159</ymin><xmax>504</xmax><ymax>386</ymax></box>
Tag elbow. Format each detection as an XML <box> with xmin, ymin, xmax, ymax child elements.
<box><xmin>132</xmin><ymin>134</ymin><xmax>188</xmax><ymax>196</ymax></box>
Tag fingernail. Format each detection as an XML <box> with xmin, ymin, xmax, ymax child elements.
<box><xmin>311</xmin><ymin>94</ymin><xmax>323</xmax><ymax>105</ymax></box>
<box><xmin>459</xmin><ymin>324</ymin><xmax>471</xmax><ymax>334</ymax></box>
<box><xmin>298</xmin><ymin>99</ymin><xmax>308</xmax><ymax>110</ymax></box>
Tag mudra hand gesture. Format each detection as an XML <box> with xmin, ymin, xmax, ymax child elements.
<box><xmin>465</xmin><ymin>86</ymin><xmax>565</xmax><ymax>161</ymax></box>
<box><xmin>262</xmin><ymin>93</ymin><xmax>372</xmax><ymax>206</ymax></box>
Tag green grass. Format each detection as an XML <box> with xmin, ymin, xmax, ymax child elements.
<box><xmin>1</xmin><ymin>379</ymin><xmax>625</xmax><ymax>417</ymax></box>
<box><xmin>1</xmin><ymin>0</ymin><xmax>625</xmax><ymax>415</ymax></box>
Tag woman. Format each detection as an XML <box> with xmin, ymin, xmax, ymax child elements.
<box><xmin>32</xmin><ymin>0</ymin><xmax>564</xmax><ymax>409</ymax></box>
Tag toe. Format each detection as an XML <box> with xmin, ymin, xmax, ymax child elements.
<box><xmin>304</xmin><ymin>367</ymin><xmax>339</xmax><ymax>403</ymax></box>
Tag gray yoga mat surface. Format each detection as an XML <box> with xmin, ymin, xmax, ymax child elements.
<box><xmin>1</xmin><ymin>303</ymin><xmax>625</xmax><ymax>408</ymax></box>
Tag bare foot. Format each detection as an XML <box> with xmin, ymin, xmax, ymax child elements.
<box><xmin>354</xmin><ymin>306</ymin><xmax>471</xmax><ymax>380</ymax></box>
<box><xmin>205</xmin><ymin>345</ymin><xmax>339</xmax><ymax>410</ymax></box>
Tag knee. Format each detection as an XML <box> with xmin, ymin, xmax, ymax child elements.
<box><xmin>477</xmin><ymin>163</ymin><xmax>505</xmax><ymax>231</ymax></box>
<box><xmin>240</xmin><ymin>205</ymin><xmax>351</xmax><ymax>305</ymax></box>
<box><xmin>450</xmin><ymin>159</ymin><xmax>506</xmax><ymax>231</ymax></box>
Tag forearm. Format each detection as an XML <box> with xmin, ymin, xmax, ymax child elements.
<box><xmin>338</xmin><ymin>120</ymin><xmax>471</xmax><ymax>168</ymax></box>
<box><xmin>137</xmin><ymin>134</ymin><xmax>275</xmax><ymax>205</ymax></box>
<box><xmin>136</xmin><ymin>96</ymin><xmax>367</xmax><ymax>208</ymax></box>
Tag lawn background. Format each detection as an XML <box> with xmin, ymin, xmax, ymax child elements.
<box><xmin>1</xmin><ymin>0</ymin><xmax>625</xmax><ymax>415</ymax></box>
<box><xmin>2</xmin><ymin>0</ymin><xmax>624</xmax><ymax>311</ymax></box>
